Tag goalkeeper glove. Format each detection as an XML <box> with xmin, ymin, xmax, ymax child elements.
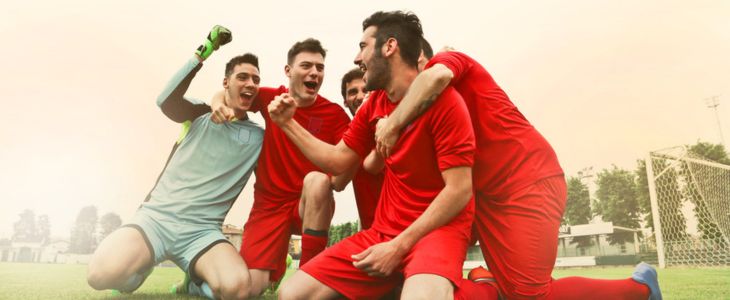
<box><xmin>195</xmin><ymin>25</ymin><xmax>232</xmax><ymax>60</ymax></box>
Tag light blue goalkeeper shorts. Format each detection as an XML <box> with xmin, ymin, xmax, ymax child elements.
<box><xmin>122</xmin><ymin>206</ymin><xmax>231</xmax><ymax>284</ymax></box>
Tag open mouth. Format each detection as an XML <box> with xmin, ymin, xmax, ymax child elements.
<box><xmin>240</xmin><ymin>91</ymin><xmax>255</xmax><ymax>100</ymax></box>
<box><xmin>359</xmin><ymin>63</ymin><xmax>367</xmax><ymax>72</ymax></box>
<box><xmin>303</xmin><ymin>81</ymin><xmax>317</xmax><ymax>89</ymax></box>
<box><xmin>303</xmin><ymin>81</ymin><xmax>318</xmax><ymax>93</ymax></box>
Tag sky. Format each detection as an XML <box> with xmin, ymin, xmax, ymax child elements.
<box><xmin>1</xmin><ymin>0</ymin><xmax>729</xmax><ymax>239</ymax></box>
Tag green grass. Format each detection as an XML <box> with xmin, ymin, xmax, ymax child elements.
<box><xmin>1</xmin><ymin>262</ymin><xmax>728</xmax><ymax>299</ymax></box>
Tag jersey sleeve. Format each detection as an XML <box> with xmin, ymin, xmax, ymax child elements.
<box><xmin>342</xmin><ymin>93</ymin><xmax>378</xmax><ymax>158</ymax></box>
<box><xmin>426</xmin><ymin>51</ymin><xmax>474</xmax><ymax>84</ymax></box>
<box><xmin>332</xmin><ymin>106</ymin><xmax>352</xmax><ymax>141</ymax></box>
<box><xmin>157</xmin><ymin>57</ymin><xmax>212</xmax><ymax>123</ymax></box>
<box><xmin>428</xmin><ymin>87</ymin><xmax>475</xmax><ymax>171</ymax></box>
<box><xmin>250</xmin><ymin>86</ymin><xmax>283</xmax><ymax>113</ymax></box>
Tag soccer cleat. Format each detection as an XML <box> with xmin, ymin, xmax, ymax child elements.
<box><xmin>195</xmin><ymin>25</ymin><xmax>232</xmax><ymax>60</ymax></box>
<box><xmin>631</xmin><ymin>262</ymin><xmax>662</xmax><ymax>300</ymax></box>
<box><xmin>170</xmin><ymin>273</ymin><xmax>191</xmax><ymax>295</ymax></box>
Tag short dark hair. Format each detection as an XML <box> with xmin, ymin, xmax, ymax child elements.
<box><xmin>225</xmin><ymin>53</ymin><xmax>259</xmax><ymax>77</ymax></box>
<box><xmin>287</xmin><ymin>38</ymin><xmax>327</xmax><ymax>65</ymax></box>
<box><xmin>362</xmin><ymin>11</ymin><xmax>423</xmax><ymax>68</ymax></box>
<box><xmin>340</xmin><ymin>68</ymin><xmax>365</xmax><ymax>99</ymax></box>
<box><xmin>421</xmin><ymin>37</ymin><xmax>433</xmax><ymax>59</ymax></box>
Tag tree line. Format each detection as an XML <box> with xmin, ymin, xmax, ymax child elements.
<box><xmin>7</xmin><ymin>206</ymin><xmax>122</xmax><ymax>254</ymax></box>
<box><xmin>563</xmin><ymin>141</ymin><xmax>729</xmax><ymax>246</ymax></box>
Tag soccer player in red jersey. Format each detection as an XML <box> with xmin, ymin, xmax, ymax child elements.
<box><xmin>340</xmin><ymin>67</ymin><xmax>384</xmax><ymax>230</ymax></box>
<box><xmin>271</xmin><ymin>11</ymin><xmax>477</xmax><ymax>300</ymax></box>
<box><xmin>374</xmin><ymin>37</ymin><xmax>662</xmax><ymax>300</ymax></box>
<box><xmin>211</xmin><ymin>38</ymin><xmax>352</xmax><ymax>295</ymax></box>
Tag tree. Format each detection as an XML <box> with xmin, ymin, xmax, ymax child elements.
<box><xmin>69</xmin><ymin>206</ymin><xmax>98</xmax><ymax>254</ymax></box>
<box><xmin>12</xmin><ymin>209</ymin><xmax>37</xmax><ymax>242</ymax></box>
<box><xmin>36</xmin><ymin>214</ymin><xmax>51</xmax><ymax>244</ymax></box>
<box><xmin>688</xmin><ymin>141</ymin><xmax>730</xmax><ymax>164</ymax></box>
<box><xmin>564</xmin><ymin>176</ymin><xmax>593</xmax><ymax>248</ymax></box>
<box><xmin>98</xmin><ymin>212</ymin><xmax>122</xmax><ymax>242</ymax></box>
<box><xmin>594</xmin><ymin>166</ymin><xmax>641</xmax><ymax>245</ymax></box>
<box><xmin>564</xmin><ymin>176</ymin><xmax>592</xmax><ymax>226</ymax></box>
<box><xmin>327</xmin><ymin>221</ymin><xmax>360</xmax><ymax>246</ymax></box>
<box><xmin>11</xmin><ymin>210</ymin><xmax>51</xmax><ymax>244</ymax></box>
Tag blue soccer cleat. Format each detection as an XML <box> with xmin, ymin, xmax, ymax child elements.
<box><xmin>632</xmin><ymin>262</ymin><xmax>662</xmax><ymax>300</ymax></box>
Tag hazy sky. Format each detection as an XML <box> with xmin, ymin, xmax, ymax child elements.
<box><xmin>1</xmin><ymin>1</ymin><xmax>729</xmax><ymax>239</ymax></box>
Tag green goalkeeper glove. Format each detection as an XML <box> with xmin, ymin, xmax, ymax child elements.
<box><xmin>195</xmin><ymin>25</ymin><xmax>232</xmax><ymax>60</ymax></box>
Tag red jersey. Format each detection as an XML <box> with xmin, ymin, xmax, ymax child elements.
<box><xmin>251</xmin><ymin>86</ymin><xmax>351</xmax><ymax>204</ymax></box>
<box><xmin>351</xmin><ymin>167</ymin><xmax>383</xmax><ymax>230</ymax></box>
<box><xmin>343</xmin><ymin>88</ymin><xmax>475</xmax><ymax>237</ymax></box>
<box><xmin>425</xmin><ymin>52</ymin><xmax>563</xmax><ymax>199</ymax></box>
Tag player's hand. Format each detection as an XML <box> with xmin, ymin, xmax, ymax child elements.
<box><xmin>374</xmin><ymin>117</ymin><xmax>399</xmax><ymax>158</ymax></box>
<box><xmin>268</xmin><ymin>93</ymin><xmax>297</xmax><ymax>126</ymax></box>
<box><xmin>351</xmin><ymin>240</ymin><xmax>407</xmax><ymax>277</ymax></box>
<box><xmin>196</xmin><ymin>25</ymin><xmax>232</xmax><ymax>60</ymax></box>
<box><xmin>210</xmin><ymin>90</ymin><xmax>236</xmax><ymax>124</ymax></box>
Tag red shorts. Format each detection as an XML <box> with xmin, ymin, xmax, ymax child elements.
<box><xmin>240</xmin><ymin>195</ymin><xmax>303</xmax><ymax>282</ymax></box>
<box><xmin>301</xmin><ymin>227</ymin><xmax>469</xmax><ymax>300</ymax></box>
<box><xmin>473</xmin><ymin>175</ymin><xmax>567</xmax><ymax>299</ymax></box>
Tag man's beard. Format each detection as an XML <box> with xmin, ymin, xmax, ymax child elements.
<box><xmin>364</xmin><ymin>51</ymin><xmax>391</xmax><ymax>92</ymax></box>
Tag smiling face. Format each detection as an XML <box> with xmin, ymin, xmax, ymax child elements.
<box><xmin>344</xmin><ymin>78</ymin><xmax>366</xmax><ymax>115</ymax></box>
<box><xmin>286</xmin><ymin>51</ymin><xmax>325</xmax><ymax>104</ymax></box>
<box><xmin>354</xmin><ymin>26</ymin><xmax>391</xmax><ymax>92</ymax></box>
<box><xmin>223</xmin><ymin>63</ymin><xmax>260</xmax><ymax>114</ymax></box>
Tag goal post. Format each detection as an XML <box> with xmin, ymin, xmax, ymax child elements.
<box><xmin>646</xmin><ymin>146</ymin><xmax>730</xmax><ymax>268</ymax></box>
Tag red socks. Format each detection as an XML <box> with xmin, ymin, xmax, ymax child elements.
<box><xmin>550</xmin><ymin>277</ymin><xmax>650</xmax><ymax>300</ymax></box>
<box><xmin>300</xmin><ymin>230</ymin><xmax>328</xmax><ymax>267</ymax></box>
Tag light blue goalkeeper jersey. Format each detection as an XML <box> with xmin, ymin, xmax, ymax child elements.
<box><xmin>141</xmin><ymin>57</ymin><xmax>263</xmax><ymax>224</ymax></box>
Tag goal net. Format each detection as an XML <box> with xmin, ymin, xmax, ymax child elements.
<box><xmin>646</xmin><ymin>146</ymin><xmax>730</xmax><ymax>267</ymax></box>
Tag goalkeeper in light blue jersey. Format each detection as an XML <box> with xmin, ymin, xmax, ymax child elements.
<box><xmin>87</xmin><ymin>25</ymin><xmax>266</xmax><ymax>299</ymax></box>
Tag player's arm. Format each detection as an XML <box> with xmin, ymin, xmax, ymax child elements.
<box><xmin>329</xmin><ymin>162</ymin><xmax>359</xmax><ymax>192</ymax></box>
<box><xmin>352</xmin><ymin>166</ymin><xmax>472</xmax><ymax>277</ymax></box>
<box><xmin>393</xmin><ymin>166</ymin><xmax>472</xmax><ymax>247</ymax></box>
<box><xmin>374</xmin><ymin>64</ymin><xmax>453</xmax><ymax>156</ymax></box>
<box><xmin>157</xmin><ymin>25</ymin><xmax>232</xmax><ymax>123</ymax></box>
<box><xmin>269</xmin><ymin>93</ymin><xmax>361</xmax><ymax>175</ymax></box>
<box><xmin>362</xmin><ymin>150</ymin><xmax>385</xmax><ymax>175</ymax></box>
<box><xmin>329</xmin><ymin>116</ymin><xmax>367</xmax><ymax>191</ymax></box>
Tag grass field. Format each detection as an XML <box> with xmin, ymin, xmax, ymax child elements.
<box><xmin>1</xmin><ymin>262</ymin><xmax>728</xmax><ymax>299</ymax></box>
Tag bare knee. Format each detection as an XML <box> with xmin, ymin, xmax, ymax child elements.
<box><xmin>402</xmin><ymin>275</ymin><xmax>453</xmax><ymax>300</ymax></box>
<box><xmin>86</xmin><ymin>260</ymin><xmax>122</xmax><ymax>290</ymax></box>
<box><xmin>209</xmin><ymin>273</ymin><xmax>252</xmax><ymax>300</ymax></box>
<box><xmin>86</xmin><ymin>265</ymin><xmax>108</xmax><ymax>290</ymax></box>
<box><xmin>87</xmin><ymin>227</ymin><xmax>152</xmax><ymax>290</ymax></box>
<box><xmin>302</xmin><ymin>172</ymin><xmax>331</xmax><ymax>196</ymax></box>
<box><xmin>402</xmin><ymin>287</ymin><xmax>452</xmax><ymax>300</ymax></box>
<box><xmin>302</xmin><ymin>172</ymin><xmax>334</xmax><ymax>215</ymax></box>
